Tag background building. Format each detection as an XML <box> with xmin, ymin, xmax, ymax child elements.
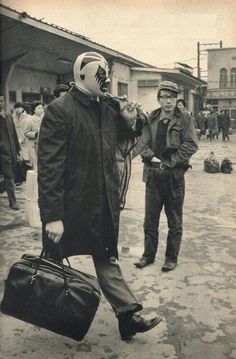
<box><xmin>0</xmin><ymin>4</ymin><xmax>205</xmax><ymax>115</ymax></box>
<box><xmin>206</xmin><ymin>47</ymin><xmax>236</xmax><ymax>124</ymax></box>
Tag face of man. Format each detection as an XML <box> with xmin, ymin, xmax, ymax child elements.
<box><xmin>158</xmin><ymin>90</ymin><xmax>177</xmax><ymax>113</ymax></box>
<box><xmin>15</xmin><ymin>106</ymin><xmax>24</xmax><ymax>116</ymax></box>
<box><xmin>73</xmin><ymin>52</ymin><xmax>110</xmax><ymax>97</ymax></box>
<box><xmin>94</xmin><ymin>63</ymin><xmax>110</xmax><ymax>94</ymax></box>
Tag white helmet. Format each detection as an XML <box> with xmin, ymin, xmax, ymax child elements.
<box><xmin>73</xmin><ymin>52</ymin><xmax>110</xmax><ymax>97</ymax></box>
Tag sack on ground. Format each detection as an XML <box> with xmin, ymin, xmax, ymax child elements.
<box><xmin>204</xmin><ymin>151</ymin><xmax>220</xmax><ymax>173</ymax></box>
<box><xmin>220</xmin><ymin>158</ymin><xmax>233</xmax><ymax>174</ymax></box>
<box><xmin>0</xmin><ymin>248</ymin><xmax>101</xmax><ymax>341</ymax></box>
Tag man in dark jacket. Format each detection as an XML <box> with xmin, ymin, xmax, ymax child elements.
<box><xmin>38</xmin><ymin>52</ymin><xmax>162</xmax><ymax>341</ymax></box>
<box><xmin>196</xmin><ymin>111</ymin><xmax>206</xmax><ymax>139</ymax></box>
<box><xmin>133</xmin><ymin>81</ymin><xmax>198</xmax><ymax>271</ymax></box>
<box><xmin>207</xmin><ymin>111</ymin><xmax>218</xmax><ymax>140</ymax></box>
<box><xmin>222</xmin><ymin>110</ymin><xmax>231</xmax><ymax>141</ymax></box>
<box><xmin>0</xmin><ymin>94</ymin><xmax>20</xmax><ymax>210</ymax></box>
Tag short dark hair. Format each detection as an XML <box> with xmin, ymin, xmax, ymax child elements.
<box><xmin>176</xmin><ymin>99</ymin><xmax>186</xmax><ymax>107</ymax></box>
<box><xmin>32</xmin><ymin>101</ymin><xmax>43</xmax><ymax>113</ymax></box>
<box><xmin>14</xmin><ymin>102</ymin><xmax>24</xmax><ymax>109</ymax></box>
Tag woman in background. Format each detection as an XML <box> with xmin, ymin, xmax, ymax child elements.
<box><xmin>24</xmin><ymin>102</ymin><xmax>44</xmax><ymax>170</ymax></box>
<box><xmin>176</xmin><ymin>99</ymin><xmax>200</xmax><ymax>138</ymax></box>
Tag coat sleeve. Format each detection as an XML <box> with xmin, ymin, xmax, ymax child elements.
<box><xmin>168</xmin><ymin>113</ymin><xmax>198</xmax><ymax>168</ymax></box>
<box><xmin>24</xmin><ymin>117</ymin><xmax>38</xmax><ymax>139</ymax></box>
<box><xmin>12</xmin><ymin>117</ymin><xmax>21</xmax><ymax>153</ymax></box>
<box><xmin>38</xmin><ymin>103</ymin><xmax>68</xmax><ymax>223</ymax></box>
<box><xmin>108</xmin><ymin>98</ymin><xmax>146</xmax><ymax>156</ymax></box>
<box><xmin>132</xmin><ymin>122</ymin><xmax>154</xmax><ymax>160</ymax></box>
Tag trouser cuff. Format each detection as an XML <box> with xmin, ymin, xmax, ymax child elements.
<box><xmin>116</xmin><ymin>303</ymin><xmax>143</xmax><ymax>318</ymax></box>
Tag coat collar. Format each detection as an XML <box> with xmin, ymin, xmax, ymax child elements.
<box><xmin>69</xmin><ymin>85</ymin><xmax>105</xmax><ymax>106</ymax></box>
<box><xmin>68</xmin><ymin>86</ymin><xmax>118</xmax><ymax>119</ymax></box>
<box><xmin>148</xmin><ymin>107</ymin><xmax>181</xmax><ymax>127</ymax></box>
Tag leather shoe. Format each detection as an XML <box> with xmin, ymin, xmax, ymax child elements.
<box><xmin>161</xmin><ymin>262</ymin><xmax>177</xmax><ymax>272</ymax></box>
<box><xmin>118</xmin><ymin>314</ymin><xmax>162</xmax><ymax>341</ymax></box>
<box><xmin>134</xmin><ymin>257</ymin><xmax>154</xmax><ymax>268</ymax></box>
<box><xmin>10</xmin><ymin>203</ymin><xmax>20</xmax><ymax>210</ymax></box>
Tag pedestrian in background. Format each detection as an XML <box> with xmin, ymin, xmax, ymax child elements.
<box><xmin>217</xmin><ymin>110</ymin><xmax>223</xmax><ymax>137</ymax></box>
<box><xmin>207</xmin><ymin>111</ymin><xmax>218</xmax><ymax>140</ymax></box>
<box><xmin>53</xmin><ymin>84</ymin><xmax>69</xmax><ymax>98</ymax></box>
<box><xmin>24</xmin><ymin>101</ymin><xmax>44</xmax><ymax>170</ymax></box>
<box><xmin>176</xmin><ymin>99</ymin><xmax>200</xmax><ymax>138</ymax></box>
<box><xmin>0</xmin><ymin>94</ymin><xmax>21</xmax><ymax>210</ymax></box>
<box><xmin>222</xmin><ymin>110</ymin><xmax>231</xmax><ymax>141</ymax></box>
<box><xmin>196</xmin><ymin>111</ymin><xmax>206</xmax><ymax>139</ymax></box>
<box><xmin>13</xmin><ymin>102</ymin><xmax>31</xmax><ymax>161</ymax></box>
<box><xmin>38</xmin><ymin>52</ymin><xmax>162</xmax><ymax>341</ymax></box>
<box><xmin>133</xmin><ymin>81</ymin><xmax>198</xmax><ymax>271</ymax></box>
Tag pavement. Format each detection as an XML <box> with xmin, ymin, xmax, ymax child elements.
<box><xmin>0</xmin><ymin>134</ymin><xmax>236</xmax><ymax>359</ymax></box>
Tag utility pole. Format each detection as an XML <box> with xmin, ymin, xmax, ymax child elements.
<box><xmin>197</xmin><ymin>41</ymin><xmax>223</xmax><ymax>79</ymax></box>
<box><xmin>197</xmin><ymin>42</ymin><xmax>200</xmax><ymax>79</ymax></box>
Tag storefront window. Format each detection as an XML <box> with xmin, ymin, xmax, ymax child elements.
<box><xmin>219</xmin><ymin>68</ymin><xmax>227</xmax><ymax>88</ymax></box>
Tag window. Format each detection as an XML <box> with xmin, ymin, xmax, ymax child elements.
<box><xmin>219</xmin><ymin>68</ymin><xmax>227</xmax><ymax>88</ymax></box>
<box><xmin>230</xmin><ymin>68</ymin><xmax>236</xmax><ymax>88</ymax></box>
<box><xmin>22</xmin><ymin>92</ymin><xmax>41</xmax><ymax>103</ymax></box>
<box><xmin>9</xmin><ymin>91</ymin><xmax>16</xmax><ymax>103</ymax></box>
<box><xmin>118</xmin><ymin>82</ymin><xmax>128</xmax><ymax>97</ymax></box>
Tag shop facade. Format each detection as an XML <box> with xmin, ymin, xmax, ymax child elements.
<box><xmin>206</xmin><ymin>47</ymin><xmax>236</xmax><ymax>126</ymax></box>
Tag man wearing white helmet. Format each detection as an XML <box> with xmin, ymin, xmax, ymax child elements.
<box><xmin>38</xmin><ymin>52</ymin><xmax>162</xmax><ymax>341</ymax></box>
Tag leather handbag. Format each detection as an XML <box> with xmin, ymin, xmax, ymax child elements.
<box><xmin>15</xmin><ymin>154</ymin><xmax>32</xmax><ymax>183</ymax></box>
<box><xmin>0</xmin><ymin>245</ymin><xmax>101</xmax><ymax>341</ymax></box>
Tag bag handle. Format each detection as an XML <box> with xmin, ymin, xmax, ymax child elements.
<box><xmin>30</xmin><ymin>243</ymin><xmax>70</xmax><ymax>295</ymax></box>
<box><xmin>43</xmin><ymin>230</ymin><xmax>71</xmax><ymax>268</ymax></box>
<box><xmin>207</xmin><ymin>151</ymin><xmax>216</xmax><ymax>161</ymax></box>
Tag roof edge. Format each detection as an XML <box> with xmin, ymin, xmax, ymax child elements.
<box><xmin>0</xmin><ymin>3</ymin><xmax>154</xmax><ymax>68</ymax></box>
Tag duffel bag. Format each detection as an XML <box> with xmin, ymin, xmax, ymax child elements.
<box><xmin>220</xmin><ymin>157</ymin><xmax>233</xmax><ymax>174</ymax></box>
<box><xmin>204</xmin><ymin>151</ymin><xmax>220</xmax><ymax>173</ymax></box>
<box><xmin>15</xmin><ymin>154</ymin><xmax>32</xmax><ymax>183</ymax></box>
<box><xmin>0</xmin><ymin>245</ymin><xmax>101</xmax><ymax>341</ymax></box>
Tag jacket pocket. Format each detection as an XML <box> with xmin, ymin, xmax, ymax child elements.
<box><xmin>169</xmin><ymin>126</ymin><xmax>181</xmax><ymax>146</ymax></box>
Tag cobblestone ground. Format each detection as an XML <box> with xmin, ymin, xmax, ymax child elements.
<box><xmin>0</xmin><ymin>134</ymin><xmax>236</xmax><ymax>359</ymax></box>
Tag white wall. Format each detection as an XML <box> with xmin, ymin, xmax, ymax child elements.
<box><xmin>208</xmin><ymin>48</ymin><xmax>236</xmax><ymax>89</ymax></box>
<box><xmin>131</xmin><ymin>70</ymin><xmax>162</xmax><ymax>112</ymax></box>
<box><xmin>110</xmin><ymin>62</ymin><xmax>131</xmax><ymax>97</ymax></box>
<box><xmin>8</xmin><ymin>66</ymin><xmax>57</xmax><ymax>110</ymax></box>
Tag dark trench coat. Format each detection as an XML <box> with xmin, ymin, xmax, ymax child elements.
<box><xmin>38</xmin><ymin>87</ymin><xmax>139</xmax><ymax>259</ymax></box>
<box><xmin>0</xmin><ymin>113</ymin><xmax>20</xmax><ymax>176</ymax></box>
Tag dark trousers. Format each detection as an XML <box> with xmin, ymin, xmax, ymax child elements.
<box><xmin>93</xmin><ymin>256</ymin><xmax>142</xmax><ymax>317</ymax></box>
<box><xmin>43</xmin><ymin>237</ymin><xmax>142</xmax><ymax>319</ymax></box>
<box><xmin>222</xmin><ymin>128</ymin><xmax>229</xmax><ymax>141</ymax></box>
<box><xmin>143</xmin><ymin>167</ymin><xmax>185</xmax><ymax>263</ymax></box>
<box><xmin>0</xmin><ymin>159</ymin><xmax>17</xmax><ymax>205</ymax></box>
